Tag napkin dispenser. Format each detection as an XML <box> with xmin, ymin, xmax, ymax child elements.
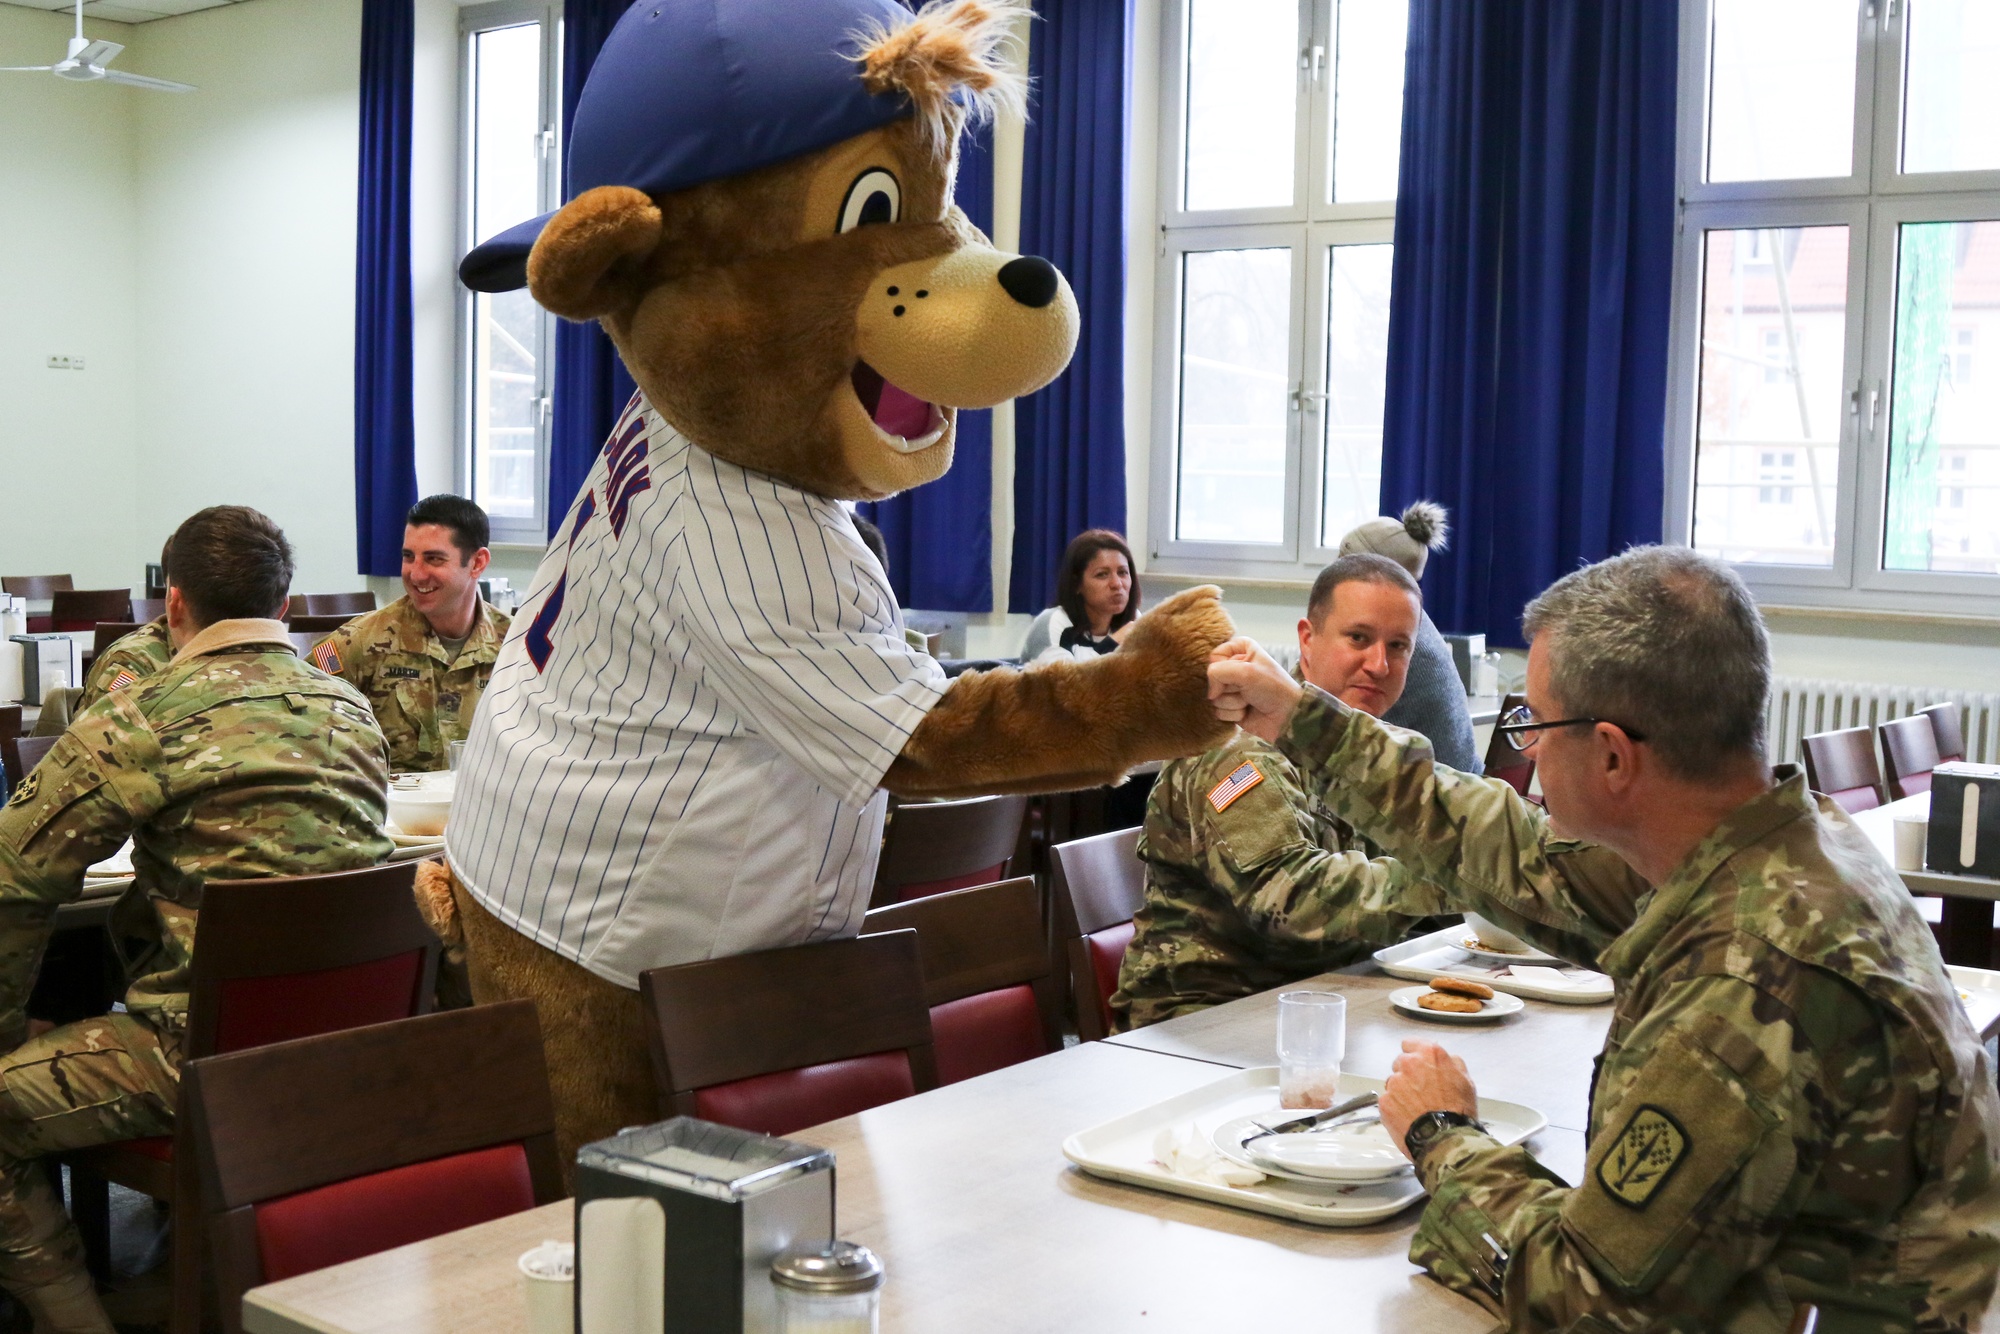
<box><xmin>9</xmin><ymin>635</ymin><xmax>80</xmax><ymax>703</ymax></box>
<box><xmin>573</xmin><ymin>1117</ymin><xmax>834</xmax><ymax>1334</ymax></box>
<box><xmin>1442</xmin><ymin>633</ymin><xmax>1485</xmax><ymax>693</ymax></box>
<box><xmin>1928</xmin><ymin>763</ymin><xmax>2000</xmax><ymax>879</ymax></box>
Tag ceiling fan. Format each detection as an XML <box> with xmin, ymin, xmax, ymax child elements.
<box><xmin>0</xmin><ymin>0</ymin><xmax>196</xmax><ymax>93</ymax></box>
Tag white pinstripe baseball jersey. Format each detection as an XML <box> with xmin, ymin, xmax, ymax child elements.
<box><xmin>446</xmin><ymin>393</ymin><xmax>948</xmax><ymax>988</ymax></box>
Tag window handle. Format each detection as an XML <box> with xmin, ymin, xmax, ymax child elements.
<box><xmin>1867</xmin><ymin>381</ymin><xmax>1882</xmax><ymax>434</ymax></box>
<box><xmin>1291</xmin><ymin>386</ymin><xmax>1328</xmax><ymax>413</ymax></box>
<box><xmin>1300</xmin><ymin>45</ymin><xmax>1325</xmax><ymax>82</ymax></box>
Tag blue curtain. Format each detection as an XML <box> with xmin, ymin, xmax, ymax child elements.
<box><xmin>1008</xmin><ymin>0</ymin><xmax>1131</xmax><ymax>613</ymax></box>
<box><xmin>352</xmin><ymin>0</ymin><xmax>419</xmax><ymax>576</ymax></box>
<box><xmin>548</xmin><ymin>0</ymin><xmax>640</xmax><ymax>539</ymax></box>
<box><xmin>1380</xmin><ymin>0</ymin><xmax>1675</xmax><ymax>647</ymax></box>
<box><xmin>855</xmin><ymin>122</ymin><xmax>996</xmax><ymax>611</ymax></box>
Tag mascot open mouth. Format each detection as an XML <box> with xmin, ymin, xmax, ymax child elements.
<box><xmin>851</xmin><ymin>361</ymin><xmax>948</xmax><ymax>453</ymax></box>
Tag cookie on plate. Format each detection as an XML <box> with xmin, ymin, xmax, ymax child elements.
<box><xmin>1428</xmin><ymin>977</ymin><xmax>1495</xmax><ymax>1000</ymax></box>
<box><xmin>1418</xmin><ymin>991</ymin><xmax>1484</xmax><ymax>1014</ymax></box>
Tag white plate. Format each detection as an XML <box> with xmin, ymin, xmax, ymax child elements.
<box><xmin>1211</xmin><ymin>1110</ymin><xmax>1410</xmax><ymax>1182</ymax></box>
<box><xmin>384</xmin><ymin>824</ymin><xmax>442</xmax><ymax>848</ymax></box>
<box><xmin>1372</xmin><ymin>927</ymin><xmax>1613</xmax><ymax>1004</ymax></box>
<box><xmin>1450</xmin><ymin>934</ymin><xmax>1565</xmax><ymax>966</ymax></box>
<box><xmin>1389</xmin><ymin>985</ymin><xmax>1525</xmax><ymax>1025</ymax></box>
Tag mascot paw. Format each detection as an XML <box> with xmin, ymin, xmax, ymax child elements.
<box><xmin>412</xmin><ymin>859</ymin><xmax>466</xmax><ymax>965</ymax></box>
<box><xmin>1112</xmin><ymin>585</ymin><xmax>1237</xmax><ymax>760</ymax></box>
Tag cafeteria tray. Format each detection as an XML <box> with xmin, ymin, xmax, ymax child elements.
<box><xmin>1062</xmin><ymin>1065</ymin><xmax>1546</xmax><ymax>1227</ymax></box>
<box><xmin>1373</xmin><ymin>926</ymin><xmax>1613</xmax><ymax>1004</ymax></box>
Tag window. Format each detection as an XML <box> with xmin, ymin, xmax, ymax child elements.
<box><xmin>459</xmin><ymin>1</ymin><xmax>560</xmax><ymax>544</ymax></box>
<box><xmin>1667</xmin><ymin>0</ymin><xmax>2000</xmax><ymax>611</ymax></box>
<box><xmin>1148</xmin><ymin>0</ymin><xmax>1408</xmax><ymax>579</ymax></box>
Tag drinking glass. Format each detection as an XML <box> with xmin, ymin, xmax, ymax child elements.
<box><xmin>449</xmin><ymin>739</ymin><xmax>467</xmax><ymax>771</ymax></box>
<box><xmin>1276</xmin><ymin>991</ymin><xmax>1346</xmax><ymax>1109</ymax></box>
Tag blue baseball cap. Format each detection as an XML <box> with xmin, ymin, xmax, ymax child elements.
<box><xmin>460</xmin><ymin>0</ymin><xmax>918</xmax><ymax>293</ymax></box>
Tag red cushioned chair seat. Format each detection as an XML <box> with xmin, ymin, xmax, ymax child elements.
<box><xmin>120</xmin><ymin>1137</ymin><xmax>174</xmax><ymax>1163</ymax></box>
<box><xmin>1084</xmin><ymin>922</ymin><xmax>1134</xmax><ymax>1036</ymax></box>
<box><xmin>693</xmin><ymin>1050</ymin><xmax>915</xmax><ymax>1137</ymax></box>
<box><xmin>1826</xmin><ymin>784</ymin><xmax>1882</xmax><ymax>814</ymax></box>
<box><xmin>1898</xmin><ymin>771</ymin><xmax>1934</xmax><ymax>797</ymax></box>
<box><xmin>1489</xmin><ymin>760</ymin><xmax>1535</xmax><ymax>798</ymax></box>
<box><xmin>891</xmin><ymin>862</ymin><xmax>1008</xmax><ymax>904</ymax></box>
<box><xmin>254</xmin><ymin>1143</ymin><xmax>534</xmax><ymax>1282</ymax></box>
<box><xmin>214</xmin><ymin>950</ymin><xmax>427</xmax><ymax>1054</ymax></box>
<box><xmin>930</xmin><ymin>985</ymin><xmax>1045</xmax><ymax>1085</ymax></box>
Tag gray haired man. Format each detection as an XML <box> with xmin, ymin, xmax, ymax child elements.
<box><xmin>1207</xmin><ymin>545</ymin><xmax>2000</xmax><ymax>1331</ymax></box>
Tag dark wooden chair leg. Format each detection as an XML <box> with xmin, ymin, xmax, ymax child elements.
<box><xmin>169</xmin><ymin>1138</ymin><xmax>205</xmax><ymax>1334</ymax></box>
<box><xmin>66</xmin><ymin>1161</ymin><xmax>112</xmax><ymax>1282</ymax></box>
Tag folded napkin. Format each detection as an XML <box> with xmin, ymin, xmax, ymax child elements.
<box><xmin>1508</xmin><ymin>964</ymin><xmax>1608</xmax><ymax>989</ymax></box>
<box><xmin>1153</xmin><ymin>1124</ymin><xmax>1265</xmax><ymax>1188</ymax></box>
<box><xmin>85</xmin><ymin>839</ymin><xmax>135</xmax><ymax>879</ymax></box>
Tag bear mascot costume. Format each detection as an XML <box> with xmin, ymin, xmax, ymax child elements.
<box><xmin>422</xmin><ymin>0</ymin><xmax>1236</xmax><ymax>1163</ymax></box>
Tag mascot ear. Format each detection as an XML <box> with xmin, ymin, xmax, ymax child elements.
<box><xmin>858</xmin><ymin>0</ymin><xmax>1027</xmax><ymax>136</ymax></box>
<box><xmin>527</xmin><ymin>185</ymin><xmax>664</xmax><ymax>322</ymax></box>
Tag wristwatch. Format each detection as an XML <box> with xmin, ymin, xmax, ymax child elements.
<box><xmin>1403</xmin><ymin>1109</ymin><xmax>1484</xmax><ymax>1163</ymax></box>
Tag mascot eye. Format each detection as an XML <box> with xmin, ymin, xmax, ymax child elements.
<box><xmin>838</xmin><ymin>169</ymin><xmax>902</xmax><ymax>233</ymax></box>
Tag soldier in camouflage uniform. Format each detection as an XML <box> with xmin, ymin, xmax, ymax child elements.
<box><xmin>309</xmin><ymin>494</ymin><xmax>509</xmax><ymax>772</ymax></box>
<box><xmin>75</xmin><ymin>616</ymin><xmax>172</xmax><ymax>710</ymax></box>
<box><xmin>1208</xmin><ymin>546</ymin><xmax>2000</xmax><ymax>1332</ymax></box>
<box><xmin>1113</xmin><ymin>554</ymin><xmax>1442</xmax><ymax>1028</ymax></box>
<box><xmin>0</xmin><ymin>506</ymin><xmax>391</xmax><ymax>1333</ymax></box>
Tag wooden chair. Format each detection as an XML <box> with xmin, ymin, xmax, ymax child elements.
<box><xmin>870</xmin><ymin>792</ymin><xmax>1028</xmax><ymax>906</ymax></box>
<box><xmin>289</xmin><ymin>592</ymin><xmax>376</xmax><ymax>618</ymax></box>
<box><xmin>1484</xmin><ymin>691</ymin><xmax>1536</xmax><ymax>797</ymax></box>
<box><xmin>287</xmin><ymin>612</ymin><xmax>357</xmax><ymax>635</ymax></box>
<box><xmin>13</xmin><ymin>736</ymin><xmax>55</xmax><ymax>779</ymax></box>
<box><xmin>1</xmin><ymin>574</ymin><xmax>72</xmax><ymax>599</ymax></box>
<box><xmin>286</xmin><ymin>632</ymin><xmax>322</xmax><ymax>658</ymax></box>
<box><xmin>132</xmin><ymin>597</ymin><xmax>167</xmax><ymax>623</ymax></box>
<box><xmin>0</xmin><ymin>704</ymin><xmax>22</xmax><ymax>796</ymax></box>
<box><xmin>864</xmin><ymin>876</ymin><xmax>1060</xmax><ymax>1084</ymax></box>
<box><xmin>638</xmin><ymin>931</ymin><xmax>936</xmax><ymax>1137</ymax></box>
<box><xmin>1919</xmin><ymin>701</ymin><xmax>1965</xmax><ymax>765</ymax></box>
<box><xmin>1879</xmin><ymin>713</ymin><xmax>1943</xmax><ymax>801</ymax></box>
<box><xmin>91</xmin><ymin>620</ymin><xmax>142</xmax><ymax>659</ymax></box>
<box><xmin>184</xmin><ymin>1001</ymin><xmax>561</xmax><ymax>1334</ymax></box>
<box><xmin>1050</xmin><ymin>827</ymin><xmax>1146</xmax><ymax>1041</ymax></box>
<box><xmin>47</xmin><ymin>588</ymin><xmax>132</xmax><ymax>632</ymax></box>
<box><xmin>65</xmin><ymin>862</ymin><xmax>439</xmax><ymax>1334</ymax></box>
<box><xmin>1801</xmin><ymin>726</ymin><xmax>1884</xmax><ymax>813</ymax></box>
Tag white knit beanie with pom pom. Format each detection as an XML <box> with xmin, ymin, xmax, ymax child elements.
<box><xmin>1338</xmin><ymin>501</ymin><xmax>1449</xmax><ymax>579</ymax></box>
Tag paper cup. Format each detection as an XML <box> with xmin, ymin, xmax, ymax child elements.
<box><xmin>1893</xmin><ymin>816</ymin><xmax>1928</xmax><ymax>872</ymax></box>
<box><xmin>519</xmin><ymin>1242</ymin><xmax>575</xmax><ymax>1334</ymax></box>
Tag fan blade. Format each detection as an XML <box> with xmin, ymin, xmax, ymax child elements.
<box><xmin>0</xmin><ymin>66</ymin><xmax>58</xmax><ymax>72</ymax></box>
<box><xmin>75</xmin><ymin>40</ymin><xmax>122</xmax><ymax>66</ymax></box>
<box><xmin>99</xmin><ymin>68</ymin><xmax>195</xmax><ymax>93</ymax></box>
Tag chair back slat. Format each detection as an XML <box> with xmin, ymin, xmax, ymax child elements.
<box><xmin>872</xmin><ymin>793</ymin><xmax>1028</xmax><ymax>905</ymax></box>
<box><xmin>1879</xmin><ymin>714</ymin><xmax>1942</xmax><ymax>802</ymax></box>
<box><xmin>1802</xmin><ymin>726</ymin><xmax>1884</xmax><ymax>813</ymax></box>
<box><xmin>1483</xmin><ymin>692</ymin><xmax>1535</xmax><ymax>796</ymax></box>
<box><xmin>92</xmin><ymin>621</ymin><xmax>142</xmax><ymax>659</ymax></box>
<box><xmin>296</xmin><ymin>592</ymin><xmax>377</xmax><ymax>617</ymax></box>
<box><xmin>287</xmin><ymin>613</ymin><xmax>356</xmax><ymax>635</ymax></box>
<box><xmin>1919</xmin><ymin>701</ymin><xmax>1966</xmax><ymax>765</ymax></box>
<box><xmin>132</xmin><ymin>598</ymin><xmax>166</xmax><ymax>623</ymax></box>
<box><xmin>1051</xmin><ymin>828</ymin><xmax>1144</xmax><ymax>937</ymax></box>
<box><xmin>48</xmin><ymin>588</ymin><xmax>133</xmax><ymax>632</ymax></box>
<box><xmin>2</xmin><ymin>574</ymin><xmax>73</xmax><ymax>599</ymax></box>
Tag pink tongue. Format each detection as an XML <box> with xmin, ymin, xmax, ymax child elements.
<box><xmin>874</xmin><ymin>379</ymin><xmax>933</xmax><ymax>439</ymax></box>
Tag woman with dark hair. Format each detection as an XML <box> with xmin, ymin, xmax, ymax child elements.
<box><xmin>1023</xmin><ymin>530</ymin><xmax>1142</xmax><ymax>661</ymax></box>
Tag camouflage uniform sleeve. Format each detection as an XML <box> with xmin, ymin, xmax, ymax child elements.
<box><xmin>1194</xmin><ymin>749</ymin><xmax>1449</xmax><ymax>946</ymax></box>
<box><xmin>1409</xmin><ymin>974</ymin><xmax>1884</xmax><ymax>1330</ymax></box>
<box><xmin>316</xmin><ymin>621</ymin><xmax>365</xmax><ymax>687</ymax></box>
<box><xmin>0</xmin><ymin>704</ymin><xmax>163</xmax><ymax>1048</ymax></box>
<box><xmin>1275</xmin><ymin>686</ymin><xmax>1645</xmax><ymax>960</ymax></box>
<box><xmin>77</xmin><ymin>633</ymin><xmax>166</xmax><ymax>712</ymax></box>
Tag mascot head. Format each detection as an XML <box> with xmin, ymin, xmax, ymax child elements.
<box><xmin>460</xmin><ymin>0</ymin><xmax>1077</xmax><ymax>502</ymax></box>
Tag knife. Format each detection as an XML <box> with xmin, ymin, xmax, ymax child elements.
<box><xmin>1249</xmin><ymin>1091</ymin><xmax>1380</xmax><ymax>1142</ymax></box>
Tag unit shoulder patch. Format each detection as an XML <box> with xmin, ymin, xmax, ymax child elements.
<box><xmin>1207</xmin><ymin>761</ymin><xmax>1265</xmax><ymax>813</ymax></box>
<box><xmin>1596</xmin><ymin>1105</ymin><xmax>1688</xmax><ymax>1210</ymax></box>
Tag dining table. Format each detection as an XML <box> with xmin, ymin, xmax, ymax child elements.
<box><xmin>1851</xmin><ymin>791</ymin><xmax>2000</xmax><ymax>966</ymax></box>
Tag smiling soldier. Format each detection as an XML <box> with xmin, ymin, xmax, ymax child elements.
<box><xmin>311</xmin><ymin>495</ymin><xmax>510</xmax><ymax>772</ymax></box>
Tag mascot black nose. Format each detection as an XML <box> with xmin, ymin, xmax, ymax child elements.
<box><xmin>997</xmin><ymin>256</ymin><xmax>1060</xmax><ymax>309</ymax></box>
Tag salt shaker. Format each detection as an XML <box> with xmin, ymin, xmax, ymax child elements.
<box><xmin>769</xmin><ymin>1241</ymin><xmax>883</xmax><ymax>1334</ymax></box>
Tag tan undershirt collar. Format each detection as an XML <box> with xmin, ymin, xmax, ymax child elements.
<box><xmin>169</xmin><ymin>617</ymin><xmax>294</xmax><ymax>664</ymax></box>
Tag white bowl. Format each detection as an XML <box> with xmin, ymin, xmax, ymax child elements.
<box><xmin>387</xmin><ymin>788</ymin><xmax>453</xmax><ymax>838</ymax></box>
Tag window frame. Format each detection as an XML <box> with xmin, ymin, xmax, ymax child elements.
<box><xmin>455</xmin><ymin>0</ymin><xmax>563</xmax><ymax>547</ymax></box>
<box><xmin>1664</xmin><ymin>0</ymin><xmax>2000</xmax><ymax>617</ymax></box>
<box><xmin>1145</xmin><ymin>0</ymin><xmax>1403</xmax><ymax>583</ymax></box>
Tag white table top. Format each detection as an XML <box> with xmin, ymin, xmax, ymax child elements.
<box><xmin>1850</xmin><ymin>792</ymin><xmax>2000</xmax><ymax>903</ymax></box>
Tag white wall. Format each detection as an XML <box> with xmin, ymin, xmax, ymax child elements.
<box><xmin>0</xmin><ymin>6</ymin><xmax>142</xmax><ymax>590</ymax></box>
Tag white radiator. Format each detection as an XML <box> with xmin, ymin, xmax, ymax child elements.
<box><xmin>1767</xmin><ymin>677</ymin><xmax>2000</xmax><ymax>767</ymax></box>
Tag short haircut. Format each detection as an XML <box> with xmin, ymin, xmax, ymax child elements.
<box><xmin>852</xmin><ymin>516</ymin><xmax>891</xmax><ymax>576</ymax></box>
<box><xmin>1522</xmin><ymin>545</ymin><xmax>1770</xmax><ymax>781</ymax></box>
<box><xmin>168</xmin><ymin>506</ymin><xmax>294</xmax><ymax>626</ymax></box>
<box><xmin>1055</xmin><ymin>529</ymin><xmax>1141</xmax><ymax>634</ymax></box>
<box><xmin>1305</xmin><ymin>553</ymin><xmax>1421</xmax><ymax>626</ymax></box>
<box><xmin>405</xmin><ymin>494</ymin><xmax>490</xmax><ymax>561</ymax></box>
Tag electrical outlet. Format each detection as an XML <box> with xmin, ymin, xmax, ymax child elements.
<box><xmin>45</xmin><ymin>355</ymin><xmax>85</xmax><ymax>371</ymax></box>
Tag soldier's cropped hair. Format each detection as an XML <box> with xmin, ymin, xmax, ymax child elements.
<box><xmin>1522</xmin><ymin>545</ymin><xmax>1770</xmax><ymax>781</ymax></box>
<box><xmin>1305</xmin><ymin>553</ymin><xmax>1421</xmax><ymax>627</ymax></box>
<box><xmin>406</xmin><ymin>494</ymin><xmax>491</xmax><ymax>561</ymax></box>
<box><xmin>168</xmin><ymin>506</ymin><xmax>294</xmax><ymax>626</ymax></box>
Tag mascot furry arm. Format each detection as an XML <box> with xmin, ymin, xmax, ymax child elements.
<box><xmin>434</xmin><ymin>0</ymin><xmax>1234</xmax><ymax>1164</ymax></box>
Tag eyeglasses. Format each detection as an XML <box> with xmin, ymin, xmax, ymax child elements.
<box><xmin>1496</xmin><ymin>704</ymin><xmax>1648</xmax><ymax>752</ymax></box>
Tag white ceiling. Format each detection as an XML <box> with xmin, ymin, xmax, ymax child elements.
<box><xmin>0</xmin><ymin>0</ymin><xmax>255</xmax><ymax>24</ymax></box>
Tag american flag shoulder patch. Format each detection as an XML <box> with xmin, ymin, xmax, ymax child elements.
<box><xmin>1207</xmin><ymin>761</ymin><xmax>1265</xmax><ymax>813</ymax></box>
<box><xmin>310</xmin><ymin>639</ymin><xmax>342</xmax><ymax>674</ymax></box>
<box><xmin>109</xmin><ymin>670</ymin><xmax>136</xmax><ymax>692</ymax></box>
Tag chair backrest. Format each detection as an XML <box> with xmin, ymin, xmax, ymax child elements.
<box><xmin>131</xmin><ymin>597</ymin><xmax>166</xmax><ymax>623</ymax></box>
<box><xmin>871</xmin><ymin>793</ymin><xmax>1028</xmax><ymax>906</ymax></box>
<box><xmin>2</xmin><ymin>574</ymin><xmax>72</xmax><ymax>599</ymax></box>
<box><xmin>0</xmin><ymin>704</ymin><xmax>21</xmax><ymax>794</ymax></box>
<box><xmin>864</xmin><ymin>877</ymin><xmax>1059</xmax><ymax>1083</ymax></box>
<box><xmin>1919</xmin><ymin>701</ymin><xmax>1965</xmax><ymax>765</ymax></box>
<box><xmin>184</xmin><ymin>862</ymin><xmax>440</xmax><ymax>1060</ymax></box>
<box><xmin>184</xmin><ymin>1000</ymin><xmax>562</xmax><ymax>1332</ymax></box>
<box><xmin>1879</xmin><ymin>713</ymin><xmax>1943</xmax><ymax>801</ymax></box>
<box><xmin>1482</xmin><ymin>691</ymin><xmax>1535</xmax><ymax>796</ymax></box>
<box><xmin>92</xmin><ymin>621</ymin><xmax>142</xmax><ymax>659</ymax></box>
<box><xmin>1050</xmin><ymin>828</ymin><xmax>1145</xmax><ymax>1041</ymax></box>
<box><xmin>48</xmin><ymin>588</ymin><xmax>132</xmax><ymax>632</ymax></box>
<box><xmin>13</xmin><ymin>736</ymin><xmax>57</xmax><ymax>781</ymax></box>
<box><xmin>1801</xmin><ymin>726</ymin><xmax>1884</xmax><ymax>813</ymax></box>
<box><xmin>287</xmin><ymin>613</ymin><xmax>356</xmax><ymax>635</ymax></box>
<box><xmin>638</xmin><ymin>931</ymin><xmax>936</xmax><ymax>1136</ymax></box>
<box><xmin>291</xmin><ymin>592</ymin><xmax>377</xmax><ymax>618</ymax></box>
